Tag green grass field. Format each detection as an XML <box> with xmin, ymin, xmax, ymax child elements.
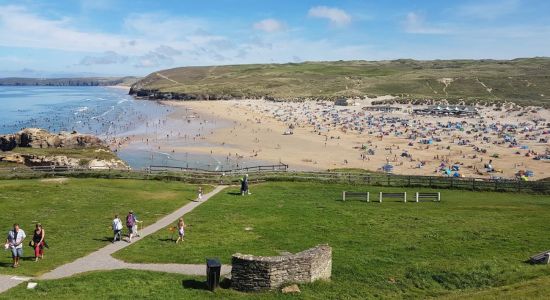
<box><xmin>0</xmin><ymin>178</ymin><xmax>206</xmax><ymax>276</ymax></box>
<box><xmin>108</xmin><ymin>182</ymin><xmax>550</xmax><ymax>298</ymax></box>
<box><xmin>3</xmin><ymin>180</ymin><xmax>550</xmax><ymax>298</ymax></box>
<box><xmin>132</xmin><ymin>58</ymin><xmax>550</xmax><ymax>106</ymax></box>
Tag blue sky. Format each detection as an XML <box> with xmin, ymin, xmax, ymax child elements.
<box><xmin>0</xmin><ymin>0</ymin><xmax>549</xmax><ymax>76</ymax></box>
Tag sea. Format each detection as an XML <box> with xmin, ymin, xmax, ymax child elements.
<box><xmin>0</xmin><ymin>86</ymin><xmax>265</xmax><ymax>170</ymax></box>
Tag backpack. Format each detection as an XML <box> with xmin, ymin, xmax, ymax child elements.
<box><xmin>126</xmin><ymin>214</ymin><xmax>135</xmax><ymax>227</ymax></box>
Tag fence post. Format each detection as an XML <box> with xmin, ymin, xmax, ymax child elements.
<box><xmin>495</xmin><ymin>180</ymin><xmax>498</xmax><ymax>191</ymax></box>
<box><xmin>387</xmin><ymin>175</ymin><xmax>390</xmax><ymax>186</ymax></box>
<box><xmin>471</xmin><ymin>178</ymin><xmax>475</xmax><ymax>191</ymax></box>
<box><xmin>408</xmin><ymin>176</ymin><xmax>411</xmax><ymax>187</ymax></box>
<box><xmin>429</xmin><ymin>177</ymin><xmax>432</xmax><ymax>188</ymax></box>
<box><xmin>518</xmin><ymin>180</ymin><xmax>521</xmax><ymax>193</ymax></box>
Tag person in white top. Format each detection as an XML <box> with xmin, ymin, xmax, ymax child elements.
<box><xmin>112</xmin><ymin>215</ymin><xmax>123</xmax><ymax>243</ymax></box>
<box><xmin>6</xmin><ymin>223</ymin><xmax>26</xmax><ymax>268</ymax></box>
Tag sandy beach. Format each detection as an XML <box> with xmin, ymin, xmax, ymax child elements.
<box><xmin>139</xmin><ymin>99</ymin><xmax>550</xmax><ymax>179</ymax></box>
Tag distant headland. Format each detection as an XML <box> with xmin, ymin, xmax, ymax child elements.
<box><xmin>129</xmin><ymin>58</ymin><xmax>550</xmax><ymax>108</ymax></box>
<box><xmin>0</xmin><ymin>76</ymin><xmax>140</xmax><ymax>87</ymax></box>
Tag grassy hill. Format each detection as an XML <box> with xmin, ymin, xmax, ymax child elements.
<box><xmin>130</xmin><ymin>58</ymin><xmax>550</xmax><ymax>107</ymax></box>
<box><xmin>0</xmin><ymin>76</ymin><xmax>140</xmax><ymax>87</ymax></box>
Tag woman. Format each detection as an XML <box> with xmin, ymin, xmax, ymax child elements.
<box><xmin>32</xmin><ymin>223</ymin><xmax>45</xmax><ymax>262</ymax></box>
<box><xmin>175</xmin><ymin>218</ymin><xmax>185</xmax><ymax>244</ymax></box>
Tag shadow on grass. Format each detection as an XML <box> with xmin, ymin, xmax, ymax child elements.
<box><xmin>227</xmin><ymin>192</ymin><xmax>242</xmax><ymax>196</ymax></box>
<box><xmin>181</xmin><ymin>278</ymin><xmax>232</xmax><ymax>291</ymax></box>
<box><xmin>0</xmin><ymin>261</ymin><xmax>14</xmax><ymax>268</ymax></box>
<box><xmin>181</xmin><ymin>279</ymin><xmax>208</xmax><ymax>290</ymax></box>
<box><xmin>93</xmin><ymin>237</ymin><xmax>114</xmax><ymax>242</ymax></box>
<box><xmin>158</xmin><ymin>238</ymin><xmax>175</xmax><ymax>243</ymax></box>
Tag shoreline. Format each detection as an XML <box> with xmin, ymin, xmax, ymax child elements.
<box><xmin>136</xmin><ymin>99</ymin><xmax>550</xmax><ymax>179</ymax></box>
<box><xmin>105</xmin><ymin>85</ymin><xmax>131</xmax><ymax>92</ymax></box>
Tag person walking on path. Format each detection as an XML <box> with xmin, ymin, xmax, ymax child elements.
<box><xmin>132</xmin><ymin>212</ymin><xmax>140</xmax><ymax>238</ymax></box>
<box><xmin>198</xmin><ymin>187</ymin><xmax>203</xmax><ymax>201</ymax></box>
<box><xmin>6</xmin><ymin>224</ymin><xmax>26</xmax><ymax>268</ymax></box>
<box><xmin>112</xmin><ymin>214</ymin><xmax>123</xmax><ymax>243</ymax></box>
<box><xmin>32</xmin><ymin>223</ymin><xmax>46</xmax><ymax>262</ymax></box>
<box><xmin>126</xmin><ymin>211</ymin><xmax>136</xmax><ymax>243</ymax></box>
<box><xmin>175</xmin><ymin>218</ymin><xmax>185</xmax><ymax>244</ymax></box>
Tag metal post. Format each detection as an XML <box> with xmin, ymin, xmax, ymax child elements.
<box><xmin>379</xmin><ymin>192</ymin><xmax>382</xmax><ymax>203</ymax></box>
<box><xmin>404</xmin><ymin>192</ymin><xmax>407</xmax><ymax>203</ymax></box>
<box><xmin>366</xmin><ymin>192</ymin><xmax>370</xmax><ymax>202</ymax></box>
<box><xmin>343</xmin><ymin>191</ymin><xmax>346</xmax><ymax>201</ymax></box>
<box><xmin>437</xmin><ymin>192</ymin><xmax>441</xmax><ymax>202</ymax></box>
<box><xmin>415</xmin><ymin>192</ymin><xmax>419</xmax><ymax>202</ymax></box>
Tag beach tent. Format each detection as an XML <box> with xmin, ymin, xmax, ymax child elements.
<box><xmin>382</xmin><ymin>164</ymin><xmax>394</xmax><ymax>173</ymax></box>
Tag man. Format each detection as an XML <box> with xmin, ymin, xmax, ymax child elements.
<box><xmin>112</xmin><ymin>214</ymin><xmax>123</xmax><ymax>243</ymax></box>
<box><xmin>6</xmin><ymin>224</ymin><xmax>26</xmax><ymax>268</ymax></box>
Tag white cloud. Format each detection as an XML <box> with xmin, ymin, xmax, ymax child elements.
<box><xmin>403</xmin><ymin>12</ymin><xmax>448</xmax><ymax>34</ymax></box>
<box><xmin>0</xmin><ymin>5</ymin><xmax>137</xmax><ymax>53</ymax></box>
<box><xmin>134</xmin><ymin>45</ymin><xmax>183</xmax><ymax>68</ymax></box>
<box><xmin>80</xmin><ymin>51</ymin><xmax>128</xmax><ymax>65</ymax></box>
<box><xmin>308</xmin><ymin>6</ymin><xmax>351</xmax><ymax>27</ymax></box>
<box><xmin>253</xmin><ymin>18</ymin><xmax>285</xmax><ymax>33</ymax></box>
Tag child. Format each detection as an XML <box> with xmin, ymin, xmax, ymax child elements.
<box><xmin>175</xmin><ymin>218</ymin><xmax>185</xmax><ymax>244</ymax></box>
<box><xmin>112</xmin><ymin>214</ymin><xmax>123</xmax><ymax>243</ymax></box>
<box><xmin>198</xmin><ymin>187</ymin><xmax>203</xmax><ymax>201</ymax></box>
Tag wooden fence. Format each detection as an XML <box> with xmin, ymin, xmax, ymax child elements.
<box><xmin>0</xmin><ymin>165</ymin><xmax>548</xmax><ymax>194</ymax></box>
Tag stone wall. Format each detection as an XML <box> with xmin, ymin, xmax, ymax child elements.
<box><xmin>231</xmin><ymin>244</ymin><xmax>332</xmax><ymax>292</ymax></box>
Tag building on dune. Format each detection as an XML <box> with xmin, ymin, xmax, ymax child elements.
<box><xmin>412</xmin><ymin>105</ymin><xmax>478</xmax><ymax>116</ymax></box>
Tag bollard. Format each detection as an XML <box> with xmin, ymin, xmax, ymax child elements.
<box><xmin>206</xmin><ymin>258</ymin><xmax>221</xmax><ymax>291</ymax></box>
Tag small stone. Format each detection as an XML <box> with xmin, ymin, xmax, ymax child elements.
<box><xmin>281</xmin><ymin>284</ymin><xmax>301</xmax><ymax>294</ymax></box>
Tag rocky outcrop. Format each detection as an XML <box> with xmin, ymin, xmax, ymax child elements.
<box><xmin>0</xmin><ymin>129</ymin><xmax>128</xmax><ymax>169</ymax></box>
<box><xmin>231</xmin><ymin>244</ymin><xmax>332</xmax><ymax>292</ymax></box>
<box><xmin>0</xmin><ymin>128</ymin><xmax>103</xmax><ymax>151</ymax></box>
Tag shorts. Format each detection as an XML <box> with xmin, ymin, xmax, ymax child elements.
<box><xmin>127</xmin><ymin>226</ymin><xmax>134</xmax><ymax>234</ymax></box>
<box><xmin>11</xmin><ymin>247</ymin><xmax>22</xmax><ymax>258</ymax></box>
<box><xmin>178</xmin><ymin>229</ymin><xmax>185</xmax><ymax>237</ymax></box>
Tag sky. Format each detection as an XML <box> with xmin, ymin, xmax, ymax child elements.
<box><xmin>0</xmin><ymin>0</ymin><xmax>549</xmax><ymax>77</ymax></box>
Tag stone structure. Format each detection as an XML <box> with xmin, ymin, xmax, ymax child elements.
<box><xmin>231</xmin><ymin>244</ymin><xmax>332</xmax><ymax>292</ymax></box>
<box><xmin>0</xmin><ymin>128</ymin><xmax>103</xmax><ymax>151</ymax></box>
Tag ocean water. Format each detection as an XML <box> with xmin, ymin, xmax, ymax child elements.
<box><xmin>0</xmin><ymin>86</ymin><xmax>268</xmax><ymax>171</ymax></box>
<box><xmin>0</xmin><ymin>86</ymin><xmax>168</xmax><ymax>137</ymax></box>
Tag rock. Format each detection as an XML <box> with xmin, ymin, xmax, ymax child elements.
<box><xmin>281</xmin><ymin>284</ymin><xmax>301</xmax><ymax>294</ymax></box>
<box><xmin>88</xmin><ymin>159</ymin><xmax>127</xmax><ymax>169</ymax></box>
<box><xmin>0</xmin><ymin>153</ymin><xmax>25</xmax><ymax>164</ymax></box>
<box><xmin>0</xmin><ymin>128</ymin><xmax>104</xmax><ymax>151</ymax></box>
